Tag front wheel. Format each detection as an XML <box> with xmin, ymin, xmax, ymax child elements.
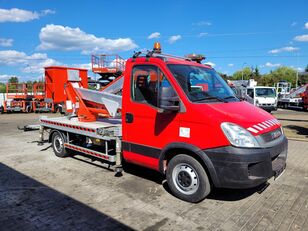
<box><xmin>166</xmin><ymin>154</ymin><xmax>211</xmax><ymax>203</ymax></box>
<box><xmin>51</xmin><ymin>131</ymin><xmax>69</xmax><ymax>158</ymax></box>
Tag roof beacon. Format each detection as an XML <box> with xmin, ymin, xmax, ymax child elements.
<box><xmin>153</xmin><ymin>42</ymin><xmax>161</xmax><ymax>54</ymax></box>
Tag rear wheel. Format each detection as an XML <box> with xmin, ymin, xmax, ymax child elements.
<box><xmin>166</xmin><ymin>154</ymin><xmax>211</xmax><ymax>203</ymax></box>
<box><xmin>51</xmin><ymin>131</ymin><xmax>69</xmax><ymax>158</ymax></box>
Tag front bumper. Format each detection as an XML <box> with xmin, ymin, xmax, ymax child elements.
<box><xmin>204</xmin><ymin>136</ymin><xmax>287</xmax><ymax>189</ymax></box>
<box><xmin>259</xmin><ymin>105</ymin><xmax>277</xmax><ymax>111</ymax></box>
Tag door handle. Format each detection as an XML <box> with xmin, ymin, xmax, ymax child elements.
<box><xmin>125</xmin><ymin>113</ymin><xmax>134</xmax><ymax>123</ymax></box>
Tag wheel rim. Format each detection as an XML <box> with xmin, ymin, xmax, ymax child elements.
<box><xmin>54</xmin><ymin>135</ymin><xmax>63</xmax><ymax>153</ymax></box>
<box><xmin>172</xmin><ymin>163</ymin><xmax>199</xmax><ymax>195</ymax></box>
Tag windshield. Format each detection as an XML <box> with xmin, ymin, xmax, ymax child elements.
<box><xmin>255</xmin><ymin>88</ymin><xmax>276</xmax><ymax>97</ymax></box>
<box><xmin>167</xmin><ymin>64</ymin><xmax>238</xmax><ymax>102</ymax></box>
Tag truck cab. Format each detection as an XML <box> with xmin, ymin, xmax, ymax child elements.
<box><xmin>246</xmin><ymin>86</ymin><xmax>277</xmax><ymax>112</ymax></box>
<box><xmin>121</xmin><ymin>51</ymin><xmax>287</xmax><ymax>202</ymax></box>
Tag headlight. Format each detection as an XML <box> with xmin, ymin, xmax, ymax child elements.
<box><xmin>221</xmin><ymin>122</ymin><xmax>260</xmax><ymax>148</ymax></box>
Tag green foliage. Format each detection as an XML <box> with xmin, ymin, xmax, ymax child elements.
<box><xmin>231</xmin><ymin>66</ymin><xmax>300</xmax><ymax>87</ymax></box>
<box><xmin>265</xmin><ymin>66</ymin><xmax>297</xmax><ymax>86</ymax></box>
<box><xmin>232</xmin><ymin>67</ymin><xmax>253</xmax><ymax>80</ymax></box>
<box><xmin>0</xmin><ymin>83</ymin><xmax>5</xmax><ymax>93</ymax></box>
<box><xmin>299</xmin><ymin>73</ymin><xmax>308</xmax><ymax>85</ymax></box>
<box><xmin>305</xmin><ymin>65</ymin><xmax>308</xmax><ymax>72</ymax></box>
<box><xmin>8</xmin><ymin>76</ymin><xmax>19</xmax><ymax>83</ymax></box>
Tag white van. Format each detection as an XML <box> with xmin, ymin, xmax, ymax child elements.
<box><xmin>246</xmin><ymin>86</ymin><xmax>277</xmax><ymax>112</ymax></box>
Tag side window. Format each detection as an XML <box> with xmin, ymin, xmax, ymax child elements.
<box><xmin>247</xmin><ymin>89</ymin><xmax>254</xmax><ymax>98</ymax></box>
<box><xmin>132</xmin><ymin>65</ymin><xmax>159</xmax><ymax>107</ymax></box>
<box><xmin>159</xmin><ymin>74</ymin><xmax>177</xmax><ymax>107</ymax></box>
<box><xmin>131</xmin><ymin>65</ymin><xmax>176</xmax><ymax>108</ymax></box>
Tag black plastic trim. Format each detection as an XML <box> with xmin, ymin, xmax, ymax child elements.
<box><xmin>203</xmin><ymin>136</ymin><xmax>288</xmax><ymax>188</ymax></box>
<box><xmin>122</xmin><ymin>141</ymin><xmax>161</xmax><ymax>159</ymax></box>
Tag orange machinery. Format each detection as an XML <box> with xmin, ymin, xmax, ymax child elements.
<box><xmin>3</xmin><ymin>83</ymin><xmax>33</xmax><ymax>113</ymax></box>
<box><xmin>32</xmin><ymin>66</ymin><xmax>89</xmax><ymax>113</ymax></box>
<box><xmin>32</xmin><ymin>82</ymin><xmax>54</xmax><ymax>113</ymax></box>
<box><xmin>91</xmin><ymin>54</ymin><xmax>125</xmax><ymax>86</ymax></box>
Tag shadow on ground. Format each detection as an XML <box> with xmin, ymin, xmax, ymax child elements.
<box><xmin>284</xmin><ymin>125</ymin><xmax>308</xmax><ymax>138</ymax></box>
<box><xmin>206</xmin><ymin>183</ymin><xmax>269</xmax><ymax>201</ymax></box>
<box><xmin>0</xmin><ymin>163</ymin><xmax>134</xmax><ymax>231</ymax></box>
<box><xmin>124</xmin><ymin>163</ymin><xmax>263</xmax><ymax>202</ymax></box>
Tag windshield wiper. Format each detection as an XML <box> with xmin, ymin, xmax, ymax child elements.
<box><xmin>223</xmin><ymin>96</ymin><xmax>238</xmax><ymax>100</ymax></box>
<box><xmin>194</xmin><ymin>96</ymin><xmax>227</xmax><ymax>102</ymax></box>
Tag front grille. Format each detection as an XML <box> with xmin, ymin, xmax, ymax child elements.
<box><xmin>260</xmin><ymin>128</ymin><xmax>282</xmax><ymax>143</ymax></box>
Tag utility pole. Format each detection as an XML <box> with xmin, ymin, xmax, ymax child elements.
<box><xmin>296</xmin><ymin>52</ymin><xmax>299</xmax><ymax>88</ymax></box>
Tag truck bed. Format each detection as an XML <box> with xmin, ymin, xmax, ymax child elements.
<box><xmin>40</xmin><ymin>116</ymin><xmax>122</xmax><ymax>140</ymax></box>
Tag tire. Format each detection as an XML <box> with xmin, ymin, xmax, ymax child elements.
<box><xmin>51</xmin><ymin>131</ymin><xmax>69</xmax><ymax>158</ymax></box>
<box><xmin>166</xmin><ymin>154</ymin><xmax>211</xmax><ymax>203</ymax></box>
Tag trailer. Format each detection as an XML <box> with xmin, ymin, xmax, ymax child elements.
<box><xmin>40</xmin><ymin>43</ymin><xmax>287</xmax><ymax>202</ymax></box>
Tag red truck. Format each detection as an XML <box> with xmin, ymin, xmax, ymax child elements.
<box><xmin>39</xmin><ymin>43</ymin><xmax>287</xmax><ymax>202</ymax></box>
<box><xmin>301</xmin><ymin>85</ymin><xmax>308</xmax><ymax>111</ymax></box>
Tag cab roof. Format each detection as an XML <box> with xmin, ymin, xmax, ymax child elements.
<box><xmin>128</xmin><ymin>52</ymin><xmax>213</xmax><ymax>69</ymax></box>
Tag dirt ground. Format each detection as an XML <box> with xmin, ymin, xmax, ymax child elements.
<box><xmin>272</xmin><ymin>109</ymin><xmax>308</xmax><ymax>142</ymax></box>
<box><xmin>0</xmin><ymin>111</ymin><xmax>308</xmax><ymax>231</ymax></box>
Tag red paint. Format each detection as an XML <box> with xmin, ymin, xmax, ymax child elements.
<box><xmin>121</xmin><ymin>57</ymin><xmax>280</xmax><ymax>170</ymax></box>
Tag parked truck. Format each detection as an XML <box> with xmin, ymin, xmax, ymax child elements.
<box><xmin>245</xmin><ymin>86</ymin><xmax>278</xmax><ymax>113</ymax></box>
<box><xmin>39</xmin><ymin>43</ymin><xmax>287</xmax><ymax>202</ymax></box>
<box><xmin>277</xmin><ymin>83</ymin><xmax>308</xmax><ymax>111</ymax></box>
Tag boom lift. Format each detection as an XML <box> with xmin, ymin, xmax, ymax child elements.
<box><xmin>44</xmin><ymin>66</ymin><xmax>89</xmax><ymax>113</ymax></box>
<box><xmin>39</xmin><ymin>43</ymin><xmax>287</xmax><ymax>202</ymax></box>
<box><xmin>3</xmin><ymin>83</ymin><xmax>33</xmax><ymax>113</ymax></box>
<box><xmin>92</xmin><ymin>54</ymin><xmax>125</xmax><ymax>82</ymax></box>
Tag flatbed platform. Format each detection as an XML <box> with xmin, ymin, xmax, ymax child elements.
<box><xmin>40</xmin><ymin>116</ymin><xmax>122</xmax><ymax>140</ymax></box>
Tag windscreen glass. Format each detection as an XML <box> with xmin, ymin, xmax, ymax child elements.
<box><xmin>255</xmin><ymin>88</ymin><xmax>276</xmax><ymax>97</ymax></box>
<box><xmin>167</xmin><ymin>64</ymin><xmax>238</xmax><ymax>103</ymax></box>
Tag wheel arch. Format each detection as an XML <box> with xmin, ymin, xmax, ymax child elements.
<box><xmin>159</xmin><ymin>142</ymin><xmax>221</xmax><ymax>187</ymax></box>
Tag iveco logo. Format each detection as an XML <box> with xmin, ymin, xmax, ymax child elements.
<box><xmin>271</xmin><ymin>130</ymin><xmax>282</xmax><ymax>139</ymax></box>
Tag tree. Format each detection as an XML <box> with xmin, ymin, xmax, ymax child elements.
<box><xmin>305</xmin><ymin>65</ymin><xmax>308</xmax><ymax>72</ymax></box>
<box><xmin>0</xmin><ymin>83</ymin><xmax>5</xmax><ymax>93</ymax></box>
<box><xmin>8</xmin><ymin>76</ymin><xmax>19</xmax><ymax>83</ymax></box>
<box><xmin>232</xmin><ymin>67</ymin><xmax>253</xmax><ymax>80</ymax></box>
<box><xmin>261</xmin><ymin>66</ymin><xmax>297</xmax><ymax>86</ymax></box>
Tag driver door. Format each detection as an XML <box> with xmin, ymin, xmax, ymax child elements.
<box><xmin>122</xmin><ymin>64</ymin><xmax>180</xmax><ymax>170</ymax></box>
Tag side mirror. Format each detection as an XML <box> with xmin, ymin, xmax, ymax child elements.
<box><xmin>159</xmin><ymin>96</ymin><xmax>180</xmax><ymax>112</ymax></box>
